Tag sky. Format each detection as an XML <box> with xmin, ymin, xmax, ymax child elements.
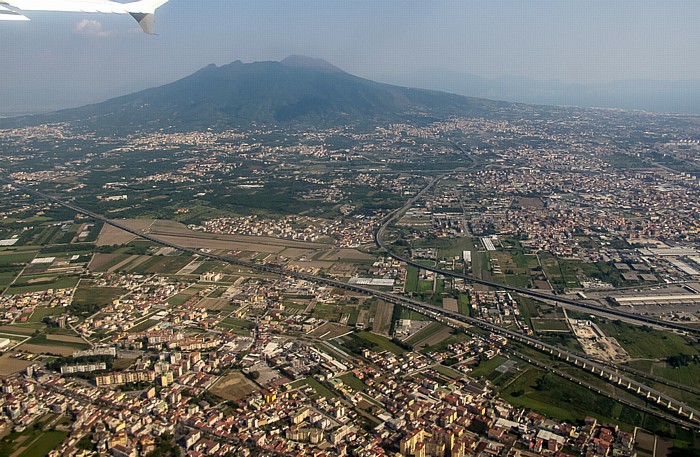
<box><xmin>2</xmin><ymin>0</ymin><xmax>700</xmax><ymax>114</ymax></box>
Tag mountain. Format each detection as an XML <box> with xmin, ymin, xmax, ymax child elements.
<box><xmin>5</xmin><ymin>57</ymin><xmax>509</xmax><ymax>132</ymax></box>
<box><xmin>380</xmin><ymin>69</ymin><xmax>700</xmax><ymax>115</ymax></box>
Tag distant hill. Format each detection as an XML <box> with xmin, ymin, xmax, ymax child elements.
<box><xmin>4</xmin><ymin>57</ymin><xmax>509</xmax><ymax>132</ymax></box>
<box><xmin>380</xmin><ymin>69</ymin><xmax>700</xmax><ymax>115</ymax></box>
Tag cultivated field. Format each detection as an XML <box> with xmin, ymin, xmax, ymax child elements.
<box><xmin>406</xmin><ymin>323</ymin><xmax>452</xmax><ymax>349</ymax></box>
<box><xmin>88</xmin><ymin>254</ymin><xmax>126</xmax><ymax>272</ymax></box>
<box><xmin>372</xmin><ymin>301</ymin><xmax>394</xmax><ymax>335</ymax></box>
<box><xmin>196</xmin><ymin>298</ymin><xmax>228</xmax><ymax>311</ymax></box>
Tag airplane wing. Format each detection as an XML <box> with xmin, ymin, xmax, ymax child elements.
<box><xmin>0</xmin><ymin>4</ymin><xmax>29</xmax><ymax>20</ymax></box>
<box><xmin>0</xmin><ymin>0</ymin><xmax>170</xmax><ymax>33</ymax></box>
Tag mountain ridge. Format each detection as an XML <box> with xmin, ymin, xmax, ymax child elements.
<box><xmin>1</xmin><ymin>57</ymin><xmax>509</xmax><ymax>132</ymax></box>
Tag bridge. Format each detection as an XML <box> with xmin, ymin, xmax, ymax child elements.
<box><xmin>3</xmin><ymin>177</ymin><xmax>699</xmax><ymax>430</ymax></box>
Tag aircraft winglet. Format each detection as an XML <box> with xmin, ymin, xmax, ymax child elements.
<box><xmin>0</xmin><ymin>4</ymin><xmax>29</xmax><ymax>21</ymax></box>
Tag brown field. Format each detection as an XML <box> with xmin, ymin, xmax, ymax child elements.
<box><xmin>18</xmin><ymin>344</ymin><xmax>75</xmax><ymax>356</ymax></box>
<box><xmin>210</xmin><ymin>372</ymin><xmax>257</xmax><ymax>401</ymax></box>
<box><xmin>307</xmin><ymin>322</ymin><xmax>353</xmax><ymax>340</ymax></box>
<box><xmin>412</xmin><ymin>325</ymin><xmax>453</xmax><ymax>349</ymax></box>
<box><xmin>442</xmin><ymin>298</ymin><xmax>459</xmax><ymax>312</ymax></box>
<box><xmin>518</xmin><ymin>197</ymin><xmax>545</xmax><ymax>208</ymax></box>
<box><xmin>196</xmin><ymin>298</ymin><xmax>228</xmax><ymax>310</ymax></box>
<box><xmin>372</xmin><ymin>300</ymin><xmax>394</xmax><ymax>335</ymax></box>
<box><xmin>320</xmin><ymin>249</ymin><xmax>375</xmax><ymax>261</ymax></box>
<box><xmin>533</xmin><ymin>280</ymin><xmax>552</xmax><ymax>291</ymax></box>
<box><xmin>46</xmin><ymin>334</ymin><xmax>85</xmax><ymax>344</ymax></box>
<box><xmin>0</xmin><ymin>325</ymin><xmax>36</xmax><ymax>335</ymax></box>
<box><xmin>108</xmin><ymin>255</ymin><xmax>142</xmax><ymax>273</ymax></box>
<box><xmin>280</xmin><ymin>248</ymin><xmax>320</xmax><ymax>259</ymax></box>
<box><xmin>141</xmin><ymin>256</ymin><xmax>193</xmax><ymax>274</ymax></box>
<box><xmin>288</xmin><ymin>260</ymin><xmax>336</xmax><ymax>270</ymax></box>
<box><xmin>0</xmin><ymin>354</ymin><xmax>34</xmax><ymax>376</ymax></box>
<box><xmin>88</xmin><ymin>253</ymin><xmax>126</xmax><ymax>272</ymax></box>
<box><xmin>117</xmin><ymin>256</ymin><xmax>152</xmax><ymax>272</ymax></box>
<box><xmin>97</xmin><ymin>219</ymin><xmax>155</xmax><ymax>246</ymax></box>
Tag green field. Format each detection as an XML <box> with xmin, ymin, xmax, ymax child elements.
<box><xmin>652</xmin><ymin>363</ymin><xmax>700</xmax><ymax>387</ymax></box>
<box><xmin>531</xmin><ymin>318</ymin><xmax>570</xmax><ymax>332</ymax></box>
<box><xmin>7</xmin><ymin>276</ymin><xmax>80</xmax><ymax>294</ymax></box>
<box><xmin>127</xmin><ymin>255</ymin><xmax>193</xmax><ymax>275</ymax></box>
<box><xmin>469</xmin><ymin>355</ymin><xmax>508</xmax><ymax>378</ymax></box>
<box><xmin>433</xmin><ymin>364</ymin><xmax>463</xmax><ymax>380</ymax></box>
<box><xmin>0</xmin><ymin>272</ymin><xmax>18</xmax><ymax>289</ymax></box>
<box><xmin>601</xmin><ymin>321</ymin><xmax>698</xmax><ymax>359</ymax></box>
<box><xmin>25</xmin><ymin>334</ymin><xmax>89</xmax><ymax>349</ymax></box>
<box><xmin>355</xmin><ymin>331</ymin><xmax>406</xmax><ymax>355</ymax></box>
<box><xmin>405</xmin><ymin>322</ymin><xmax>448</xmax><ymax>347</ymax></box>
<box><xmin>458</xmin><ymin>294</ymin><xmax>470</xmax><ymax>315</ymax></box>
<box><xmin>72</xmin><ymin>286</ymin><xmax>127</xmax><ymax>307</ymax></box>
<box><xmin>0</xmin><ymin>251</ymin><xmax>37</xmax><ymax>265</ymax></box>
<box><xmin>339</xmin><ymin>373</ymin><xmax>369</xmax><ymax>391</ymax></box>
<box><xmin>297</xmin><ymin>377</ymin><xmax>338</xmax><ymax>399</ymax></box>
<box><xmin>128</xmin><ymin>319</ymin><xmax>157</xmax><ymax>333</ymax></box>
<box><xmin>404</xmin><ymin>265</ymin><xmax>419</xmax><ymax>293</ymax></box>
<box><xmin>0</xmin><ymin>428</ymin><xmax>68</xmax><ymax>457</ymax></box>
<box><xmin>17</xmin><ymin>431</ymin><xmax>68</xmax><ymax>457</ymax></box>
<box><xmin>28</xmin><ymin>306</ymin><xmax>65</xmax><ymax>322</ymax></box>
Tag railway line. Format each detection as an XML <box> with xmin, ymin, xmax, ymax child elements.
<box><xmin>4</xmin><ymin>177</ymin><xmax>699</xmax><ymax>430</ymax></box>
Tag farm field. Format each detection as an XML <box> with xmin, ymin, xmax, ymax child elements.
<box><xmin>354</xmin><ymin>331</ymin><xmax>406</xmax><ymax>355</ymax></box>
<box><xmin>405</xmin><ymin>322</ymin><xmax>451</xmax><ymax>349</ymax></box>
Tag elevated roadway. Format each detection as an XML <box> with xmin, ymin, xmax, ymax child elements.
<box><xmin>3</xmin><ymin>177</ymin><xmax>699</xmax><ymax>430</ymax></box>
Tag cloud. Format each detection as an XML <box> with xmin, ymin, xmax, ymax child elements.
<box><xmin>74</xmin><ymin>20</ymin><xmax>114</xmax><ymax>37</ymax></box>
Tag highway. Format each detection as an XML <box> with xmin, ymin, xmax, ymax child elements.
<box><xmin>3</xmin><ymin>177</ymin><xmax>699</xmax><ymax>429</ymax></box>
<box><xmin>373</xmin><ymin>176</ymin><xmax>700</xmax><ymax>336</ymax></box>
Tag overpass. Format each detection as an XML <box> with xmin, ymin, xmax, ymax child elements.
<box><xmin>373</xmin><ymin>176</ymin><xmax>700</xmax><ymax>336</ymax></box>
<box><xmin>3</xmin><ymin>177</ymin><xmax>699</xmax><ymax>430</ymax></box>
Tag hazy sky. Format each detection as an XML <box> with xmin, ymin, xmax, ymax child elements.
<box><xmin>2</xmin><ymin>0</ymin><xmax>700</xmax><ymax>113</ymax></box>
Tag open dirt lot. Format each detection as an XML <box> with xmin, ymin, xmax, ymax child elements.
<box><xmin>18</xmin><ymin>344</ymin><xmax>75</xmax><ymax>356</ymax></box>
<box><xmin>442</xmin><ymin>298</ymin><xmax>459</xmax><ymax>312</ymax></box>
<box><xmin>0</xmin><ymin>354</ymin><xmax>34</xmax><ymax>376</ymax></box>
<box><xmin>46</xmin><ymin>334</ymin><xmax>85</xmax><ymax>344</ymax></box>
<box><xmin>319</xmin><ymin>249</ymin><xmax>375</xmax><ymax>262</ymax></box>
<box><xmin>210</xmin><ymin>372</ymin><xmax>257</xmax><ymax>402</ymax></box>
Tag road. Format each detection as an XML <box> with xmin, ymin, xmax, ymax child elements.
<box><xmin>3</xmin><ymin>177</ymin><xmax>699</xmax><ymax>429</ymax></box>
<box><xmin>373</xmin><ymin>175</ymin><xmax>700</xmax><ymax>336</ymax></box>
